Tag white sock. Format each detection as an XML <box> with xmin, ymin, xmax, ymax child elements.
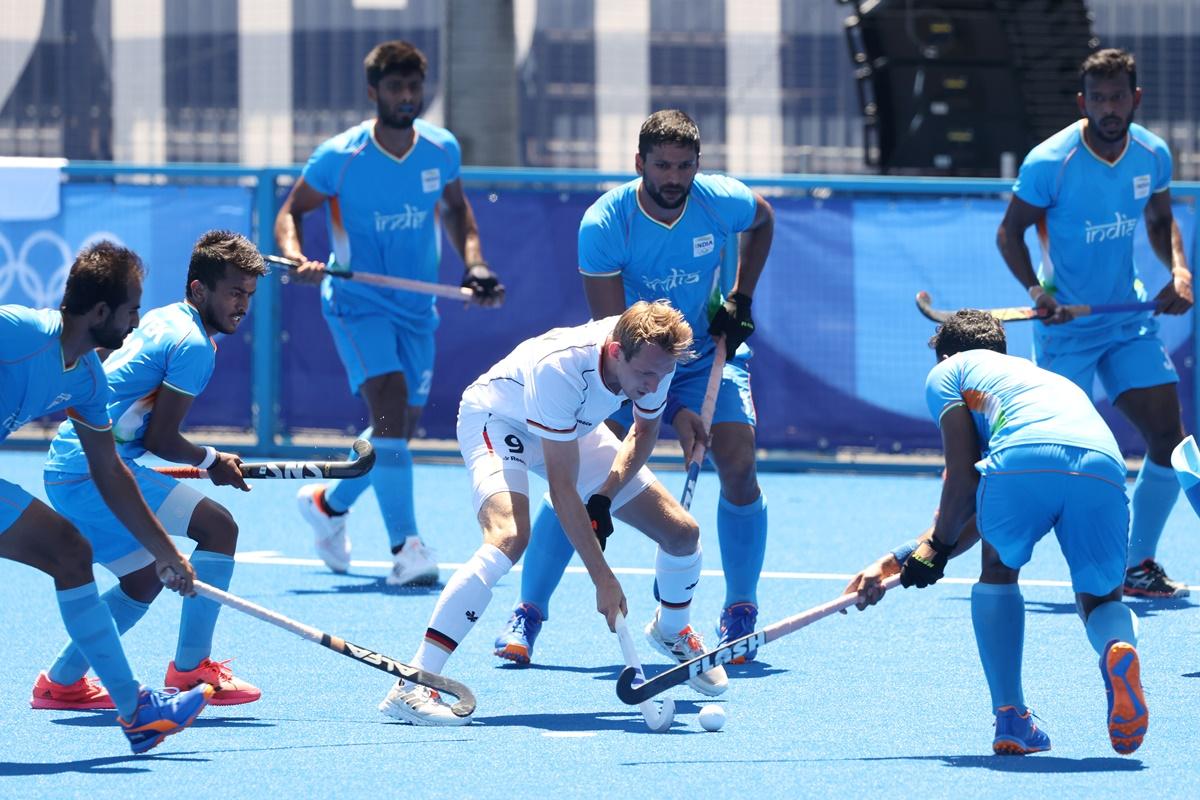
<box><xmin>410</xmin><ymin>544</ymin><xmax>512</xmax><ymax>676</ymax></box>
<box><xmin>656</xmin><ymin>546</ymin><xmax>702</xmax><ymax>634</ymax></box>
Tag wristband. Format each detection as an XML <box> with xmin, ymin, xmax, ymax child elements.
<box><xmin>1027</xmin><ymin>284</ymin><xmax>1045</xmax><ymax>302</ymax></box>
<box><xmin>196</xmin><ymin>446</ymin><xmax>218</xmax><ymax>470</ymax></box>
<box><xmin>890</xmin><ymin>539</ymin><xmax>919</xmax><ymax>566</ymax></box>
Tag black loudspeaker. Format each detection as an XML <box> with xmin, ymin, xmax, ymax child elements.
<box><xmin>842</xmin><ymin>0</ymin><xmax>1096</xmax><ymax>176</ymax></box>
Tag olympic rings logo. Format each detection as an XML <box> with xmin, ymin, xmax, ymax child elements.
<box><xmin>0</xmin><ymin>230</ymin><xmax>126</xmax><ymax>308</ymax></box>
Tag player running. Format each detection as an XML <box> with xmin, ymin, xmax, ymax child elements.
<box><xmin>33</xmin><ymin>231</ymin><xmax>268</xmax><ymax>709</ymax></box>
<box><xmin>849</xmin><ymin>310</ymin><xmax>1148</xmax><ymax>756</ymax></box>
<box><xmin>996</xmin><ymin>48</ymin><xmax>1193</xmax><ymax>598</ymax></box>
<box><xmin>379</xmin><ymin>302</ymin><xmax>727</xmax><ymax>725</ymax></box>
<box><xmin>276</xmin><ymin>39</ymin><xmax>505</xmax><ymax>586</ymax></box>
<box><xmin>1</xmin><ymin>241</ymin><xmax>212</xmax><ymax>753</ymax></box>
<box><xmin>495</xmin><ymin>109</ymin><xmax>775</xmax><ymax>665</ymax></box>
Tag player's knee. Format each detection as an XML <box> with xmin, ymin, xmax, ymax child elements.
<box><xmin>46</xmin><ymin>521</ymin><xmax>94</xmax><ymax>583</ymax></box>
<box><xmin>661</xmin><ymin>513</ymin><xmax>700</xmax><ymax>556</ymax></box>
<box><xmin>483</xmin><ymin>521</ymin><xmax>528</xmax><ymax>563</ymax></box>
<box><xmin>192</xmin><ymin>503</ymin><xmax>238</xmax><ymax>553</ymax></box>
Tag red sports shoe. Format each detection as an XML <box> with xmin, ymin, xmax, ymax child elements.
<box><xmin>165</xmin><ymin>658</ymin><xmax>261</xmax><ymax>706</ymax></box>
<box><xmin>30</xmin><ymin>670</ymin><xmax>115</xmax><ymax>710</ymax></box>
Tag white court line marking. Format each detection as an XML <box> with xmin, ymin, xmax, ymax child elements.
<box><xmin>229</xmin><ymin>551</ymin><xmax>1190</xmax><ymax>590</ymax></box>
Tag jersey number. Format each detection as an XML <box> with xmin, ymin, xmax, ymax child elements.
<box><xmin>504</xmin><ymin>434</ymin><xmax>524</xmax><ymax>454</ymax></box>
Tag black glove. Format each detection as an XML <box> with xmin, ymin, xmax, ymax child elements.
<box><xmin>707</xmin><ymin>292</ymin><xmax>754</xmax><ymax>358</ymax></box>
<box><xmin>899</xmin><ymin>537</ymin><xmax>954</xmax><ymax>588</ymax></box>
<box><xmin>461</xmin><ymin>262</ymin><xmax>505</xmax><ymax>305</ymax></box>
<box><xmin>586</xmin><ymin>494</ymin><xmax>614</xmax><ymax>551</ymax></box>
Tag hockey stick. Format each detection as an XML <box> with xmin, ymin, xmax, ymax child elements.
<box><xmin>155</xmin><ymin>439</ymin><xmax>375</xmax><ymax>480</ymax></box>
<box><xmin>915</xmin><ymin>291</ymin><xmax>1156</xmax><ymax>324</ymax></box>
<box><xmin>614</xmin><ymin>613</ymin><xmax>675</xmax><ymax>732</ymax></box>
<box><xmin>617</xmin><ymin>575</ymin><xmax>903</xmax><ymax>704</ymax></box>
<box><xmin>268</xmin><ymin>254</ymin><xmax>474</xmax><ymax>301</ymax></box>
<box><xmin>192</xmin><ymin>580</ymin><xmax>475</xmax><ymax>717</ymax></box>
<box><xmin>679</xmin><ymin>338</ymin><xmax>727</xmax><ymax>511</ymax></box>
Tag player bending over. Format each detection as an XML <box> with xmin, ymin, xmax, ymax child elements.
<box><xmin>379</xmin><ymin>301</ymin><xmax>727</xmax><ymax>725</ymax></box>
<box><xmin>849</xmin><ymin>310</ymin><xmax>1148</xmax><ymax>757</ymax></box>
<box><xmin>496</xmin><ymin>108</ymin><xmax>775</xmax><ymax>666</ymax></box>
<box><xmin>0</xmin><ymin>241</ymin><xmax>212</xmax><ymax>753</ymax></box>
<box><xmin>34</xmin><ymin>231</ymin><xmax>267</xmax><ymax>710</ymax></box>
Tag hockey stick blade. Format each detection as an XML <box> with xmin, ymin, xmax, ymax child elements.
<box><xmin>155</xmin><ymin>439</ymin><xmax>375</xmax><ymax>480</ymax></box>
<box><xmin>192</xmin><ymin>581</ymin><xmax>474</xmax><ymax>716</ymax></box>
<box><xmin>617</xmin><ymin>575</ymin><xmax>903</xmax><ymax>704</ymax></box>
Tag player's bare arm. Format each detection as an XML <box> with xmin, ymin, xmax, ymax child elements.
<box><xmin>843</xmin><ymin>517</ymin><xmax>982</xmax><ymax>610</ymax></box>
<box><xmin>74</xmin><ymin>424</ymin><xmax>196</xmax><ymax>595</ymax></box>
<box><xmin>730</xmin><ymin>194</ymin><xmax>775</xmax><ymax>299</ymax></box>
<box><xmin>441</xmin><ymin>178</ymin><xmax>503</xmax><ymax>306</ymax></box>
<box><xmin>274</xmin><ymin>177</ymin><xmax>329</xmax><ymax>285</ymax></box>
<box><xmin>996</xmin><ymin>196</ymin><xmax>1069</xmax><ymax>322</ymax></box>
<box><xmin>930</xmin><ymin>405</ymin><xmax>982</xmax><ymax>550</ymax></box>
<box><xmin>142</xmin><ymin>386</ymin><xmax>249</xmax><ymax>491</ymax></box>
<box><xmin>583</xmin><ymin>274</ymin><xmax>627</xmax><ymax>320</ymax></box>
<box><xmin>542</xmin><ymin>437</ymin><xmax>627</xmax><ymax>630</ymax></box>
<box><xmin>1143</xmin><ymin>189</ymin><xmax>1194</xmax><ymax>314</ymax></box>
<box><xmin>594</xmin><ymin>413</ymin><xmax>661</xmax><ymax>500</ymax></box>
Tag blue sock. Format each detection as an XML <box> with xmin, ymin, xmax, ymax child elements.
<box><xmin>1085</xmin><ymin>600</ymin><xmax>1139</xmax><ymax>655</ymax></box>
<box><xmin>49</xmin><ymin>586</ymin><xmax>150</xmax><ymax>685</ymax></box>
<box><xmin>370</xmin><ymin>437</ymin><xmax>417</xmax><ymax>550</ymax></box>
<box><xmin>1128</xmin><ymin>458</ymin><xmax>1179</xmax><ymax>566</ymax></box>
<box><xmin>971</xmin><ymin>582</ymin><xmax>1026</xmax><ymax>713</ymax></box>
<box><xmin>56</xmin><ymin>583</ymin><xmax>141</xmax><ymax>718</ymax></box>
<box><xmin>518</xmin><ymin>499</ymin><xmax>576</xmax><ymax>620</ymax></box>
<box><xmin>717</xmin><ymin>493</ymin><xmax>768</xmax><ymax>607</ymax></box>
<box><xmin>174</xmin><ymin>551</ymin><xmax>235</xmax><ymax>671</ymax></box>
<box><xmin>325</xmin><ymin>427</ymin><xmax>373</xmax><ymax>513</ymax></box>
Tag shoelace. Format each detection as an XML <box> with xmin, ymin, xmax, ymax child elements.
<box><xmin>678</xmin><ymin>628</ymin><xmax>704</xmax><ymax>655</ymax></box>
<box><xmin>195</xmin><ymin>658</ymin><xmax>236</xmax><ymax>683</ymax></box>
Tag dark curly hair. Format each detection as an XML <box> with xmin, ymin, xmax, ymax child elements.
<box><xmin>929</xmin><ymin>309</ymin><xmax>1007</xmax><ymax>360</ymax></box>
<box><xmin>1081</xmin><ymin>48</ymin><xmax>1136</xmax><ymax>93</ymax></box>
<box><xmin>186</xmin><ymin>230</ymin><xmax>267</xmax><ymax>299</ymax></box>
<box><xmin>61</xmin><ymin>241</ymin><xmax>145</xmax><ymax>315</ymax></box>
<box><xmin>638</xmin><ymin>109</ymin><xmax>701</xmax><ymax>158</ymax></box>
<box><xmin>364</xmin><ymin>40</ymin><xmax>428</xmax><ymax>87</ymax></box>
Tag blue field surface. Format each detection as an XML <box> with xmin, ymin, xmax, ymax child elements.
<box><xmin>0</xmin><ymin>449</ymin><xmax>1197</xmax><ymax>799</ymax></box>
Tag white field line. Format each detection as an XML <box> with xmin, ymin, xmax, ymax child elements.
<box><xmin>232</xmin><ymin>550</ymin><xmax>1200</xmax><ymax>590</ymax></box>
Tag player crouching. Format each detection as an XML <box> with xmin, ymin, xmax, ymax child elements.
<box><xmin>379</xmin><ymin>301</ymin><xmax>726</xmax><ymax>724</ymax></box>
<box><xmin>32</xmin><ymin>231</ymin><xmax>267</xmax><ymax>709</ymax></box>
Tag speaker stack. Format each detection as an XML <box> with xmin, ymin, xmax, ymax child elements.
<box><xmin>842</xmin><ymin>0</ymin><xmax>1097</xmax><ymax>176</ymax></box>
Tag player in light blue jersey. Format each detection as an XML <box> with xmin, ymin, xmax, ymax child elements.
<box><xmin>891</xmin><ymin>310</ymin><xmax>1146</xmax><ymax>756</ymax></box>
<box><xmin>0</xmin><ymin>242</ymin><xmax>212</xmax><ymax>753</ymax></box>
<box><xmin>276</xmin><ymin>40</ymin><xmax>505</xmax><ymax>587</ymax></box>
<box><xmin>997</xmin><ymin>49</ymin><xmax>1193</xmax><ymax>598</ymax></box>
<box><xmin>495</xmin><ymin>109</ymin><xmax>775</xmax><ymax>665</ymax></box>
<box><xmin>35</xmin><ymin>232</ymin><xmax>268</xmax><ymax>710</ymax></box>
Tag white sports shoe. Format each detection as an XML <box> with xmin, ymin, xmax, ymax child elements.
<box><xmin>645</xmin><ymin>608</ymin><xmax>728</xmax><ymax>696</ymax></box>
<box><xmin>387</xmin><ymin>536</ymin><xmax>439</xmax><ymax>586</ymax></box>
<box><xmin>296</xmin><ymin>484</ymin><xmax>351</xmax><ymax>573</ymax></box>
<box><xmin>379</xmin><ymin>681</ymin><xmax>470</xmax><ymax>726</ymax></box>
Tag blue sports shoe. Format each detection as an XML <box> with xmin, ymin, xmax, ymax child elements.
<box><xmin>118</xmin><ymin>684</ymin><xmax>213</xmax><ymax>754</ymax></box>
<box><xmin>493</xmin><ymin>602</ymin><xmax>543</xmax><ymax>666</ymax></box>
<box><xmin>992</xmin><ymin>705</ymin><xmax>1051</xmax><ymax>755</ymax></box>
<box><xmin>717</xmin><ymin>602</ymin><xmax>758</xmax><ymax>664</ymax></box>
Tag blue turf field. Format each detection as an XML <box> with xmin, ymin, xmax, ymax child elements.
<box><xmin>1</xmin><ymin>449</ymin><xmax>1198</xmax><ymax>799</ymax></box>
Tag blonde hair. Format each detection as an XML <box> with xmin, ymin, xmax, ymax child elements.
<box><xmin>613</xmin><ymin>300</ymin><xmax>694</xmax><ymax>362</ymax></box>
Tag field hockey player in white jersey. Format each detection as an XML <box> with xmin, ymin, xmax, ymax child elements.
<box><xmin>378</xmin><ymin>301</ymin><xmax>728</xmax><ymax>725</ymax></box>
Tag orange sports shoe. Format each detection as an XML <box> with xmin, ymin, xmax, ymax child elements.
<box><xmin>1100</xmin><ymin>640</ymin><xmax>1149</xmax><ymax>755</ymax></box>
<box><xmin>165</xmin><ymin>658</ymin><xmax>261</xmax><ymax>706</ymax></box>
<box><xmin>30</xmin><ymin>670</ymin><xmax>115</xmax><ymax>710</ymax></box>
